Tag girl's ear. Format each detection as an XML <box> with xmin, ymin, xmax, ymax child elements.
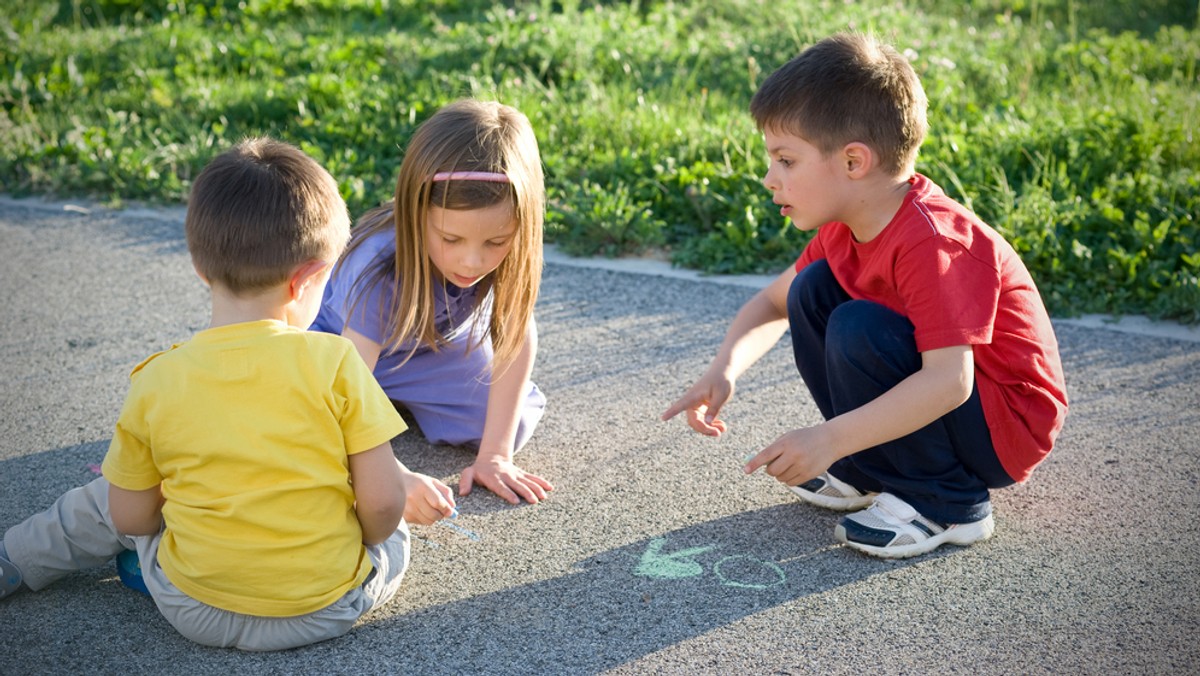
<box><xmin>841</xmin><ymin>142</ymin><xmax>875</xmax><ymax>179</ymax></box>
<box><xmin>289</xmin><ymin>260</ymin><xmax>331</xmax><ymax>300</ymax></box>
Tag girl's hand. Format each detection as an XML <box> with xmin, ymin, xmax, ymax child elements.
<box><xmin>460</xmin><ymin>457</ymin><xmax>554</xmax><ymax>505</ymax></box>
<box><xmin>398</xmin><ymin>469</ymin><xmax>456</xmax><ymax>525</ymax></box>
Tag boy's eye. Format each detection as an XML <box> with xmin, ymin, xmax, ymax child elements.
<box><xmin>777</xmin><ymin>158</ymin><xmax>793</xmax><ymax>168</ymax></box>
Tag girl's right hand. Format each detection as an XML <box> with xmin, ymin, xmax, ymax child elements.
<box><xmin>398</xmin><ymin>469</ymin><xmax>456</xmax><ymax>525</ymax></box>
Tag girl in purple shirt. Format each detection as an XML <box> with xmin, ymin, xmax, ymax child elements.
<box><xmin>312</xmin><ymin>100</ymin><xmax>551</xmax><ymax>506</ymax></box>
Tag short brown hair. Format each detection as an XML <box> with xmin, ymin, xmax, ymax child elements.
<box><xmin>750</xmin><ymin>33</ymin><xmax>928</xmax><ymax>176</ymax></box>
<box><xmin>185</xmin><ymin>137</ymin><xmax>350</xmax><ymax>294</ymax></box>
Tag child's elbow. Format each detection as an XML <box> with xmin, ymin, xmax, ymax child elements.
<box><xmin>357</xmin><ymin>494</ymin><xmax>406</xmax><ymax>545</ymax></box>
<box><xmin>949</xmin><ymin>369</ymin><xmax>974</xmax><ymax>409</ymax></box>
<box><xmin>111</xmin><ymin>512</ymin><xmax>162</xmax><ymax>537</ymax></box>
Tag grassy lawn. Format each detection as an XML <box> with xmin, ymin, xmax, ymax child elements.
<box><xmin>2</xmin><ymin>0</ymin><xmax>1197</xmax><ymax>321</ymax></box>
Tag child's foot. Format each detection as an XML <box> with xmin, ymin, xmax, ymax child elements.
<box><xmin>789</xmin><ymin>472</ymin><xmax>877</xmax><ymax>511</ymax></box>
<box><xmin>0</xmin><ymin>551</ymin><xmax>23</xmax><ymax>600</ymax></box>
<box><xmin>834</xmin><ymin>492</ymin><xmax>994</xmax><ymax>559</ymax></box>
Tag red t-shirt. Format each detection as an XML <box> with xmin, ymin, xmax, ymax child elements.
<box><xmin>796</xmin><ymin>173</ymin><xmax>1067</xmax><ymax>482</ymax></box>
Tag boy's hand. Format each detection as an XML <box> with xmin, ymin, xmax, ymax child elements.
<box><xmin>661</xmin><ymin>374</ymin><xmax>733</xmax><ymax>437</ymax></box>
<box><xmin>743</xmin><ymin>424</ymin><xmax>839</xmax><ymax>486</ymax></box>
<box><xmin>398</xmin><ymin>469</ymin><xmax>456</xmax><ymax>525</ymax></box>
<box><xmin>460</xmin><ymin>457</ymin><xmax>554</xmax><ymax>505</ymax></box>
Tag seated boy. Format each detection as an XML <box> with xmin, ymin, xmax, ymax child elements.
<box><xmin>0</xmin><ymin>137</ymin><xmax>455</xmax><ymax>649</ymax></box>
<box><xmin>663</xmin><ymin>33</ymin><xmax>1068</xmax><ymax>558</ymax></box>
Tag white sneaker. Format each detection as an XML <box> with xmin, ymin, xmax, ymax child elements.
<box><xmin>834</xmin><ymin>492</ymin><xmax>994</xmax><ymax>559</ymax></box>
<box><xmin>789</xmin><ymin>472</ymin><xmax>877</xmax><ymax>511</ymax></box>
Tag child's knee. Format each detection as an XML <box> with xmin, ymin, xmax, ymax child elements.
<box><xmin>787</xmin><ymin>259</ymin><xmax>836</xmax><ymax>312</ymax></box>
<box><xmin>827</xmin><ymin>301</ymin><xmax>918</xmax><ymax>367</ymax></box>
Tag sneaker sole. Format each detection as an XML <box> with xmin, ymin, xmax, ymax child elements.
<box><xmin>788</xmin><ymin>485</ymin><xmax>877</xmax><ymax>511</ymax></box>
<box><xmin>834</xmin><ymin>515</ymin><xmax>995</xmax><ymax>559</ymax></box>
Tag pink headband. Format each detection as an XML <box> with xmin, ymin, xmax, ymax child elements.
<box><xmin>432</xmin><ymin>171</ymin><xmax>510</xmax><ymax>183</ymax></box>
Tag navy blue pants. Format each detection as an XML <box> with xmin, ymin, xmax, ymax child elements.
<box><xmin>787</xmin><ymin>260</ymin><xmax>1014</xmax><ymax>524</ymax></box>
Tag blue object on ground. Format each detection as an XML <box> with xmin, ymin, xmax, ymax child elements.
<box><xmin>116</xmin><ymin>549</ymin><xmax>150</xmax><ymax>596</ymax></box>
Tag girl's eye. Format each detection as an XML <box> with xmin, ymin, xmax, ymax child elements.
<box><xmin>487</xmin><ymin>239</ymin><xmax>510</xmax><ymax>247</ymax></box>
<box><xmin>442</xmin><ymin>236</ymin><xmax>460</xmax><ymax>244</ymax></box>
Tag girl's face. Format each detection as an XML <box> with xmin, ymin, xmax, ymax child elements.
<box><xmin>425</xmin><ymin>201</ymin><xmax>517</xmax><ymax>289</ymax></box>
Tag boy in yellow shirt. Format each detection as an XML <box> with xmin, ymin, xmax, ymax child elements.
<box><xmin>0</xmin><ymin>137</ymin><xmax>455</xmax><ymax>649</ymax></box>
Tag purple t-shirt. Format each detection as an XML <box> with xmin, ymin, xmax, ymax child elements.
<box><xmin>310</xmin><ymin>230</ymin><xmax>488</xmax><ymax>367</ymax></box>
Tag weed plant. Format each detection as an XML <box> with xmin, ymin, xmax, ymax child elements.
<box><xmin>2</xmin><ymin>0</ymin><xmax>1197</xmax><ymax>321</ymax></box>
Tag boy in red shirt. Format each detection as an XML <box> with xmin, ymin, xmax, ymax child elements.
<box><xmin>663</xmin><ymin>33</ymin><xmax>1068</xmax><ymax>558</ymax></box>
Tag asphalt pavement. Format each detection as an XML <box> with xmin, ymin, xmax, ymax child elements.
<box><xmin>1</xmin><ymin>197</ymin><xmax>1197</xmax><ymax>674</ymax></box>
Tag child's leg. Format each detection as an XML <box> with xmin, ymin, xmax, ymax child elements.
<box><xmin>360</xmin><ymin>520</ymin><xmax>410</xmax><ymax>610</ymax></box>
<box><xmin>3</xmin><ymin>477</ymin><xmax>134</xmax><ymax>590</ymax></box>
<box><xmin>375</xmin><ymin>332</ymin><xmax>546</xmax><ymax>449</ymax></box>
<box><xmin>787</xmin><ymin>260</ymin><xmax>853</xmax><ymax>422</ymax></box>
<box><xmin>822</xmin><ymin>299</ymin><xmax>1001</xmax><ymax>524</ymax></box>
<box><xmin>787</xmin><ymin>261</ymin><xmax>1006</xmax><ymax>524</ymax></box>
<box><xmin>788</xmin><ymin>260</ymin><xmax>883</xmax><ymax>495</ymax></box>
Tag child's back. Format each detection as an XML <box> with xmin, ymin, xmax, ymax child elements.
<box><xmin>2</xmin><ymin>137</ymin><xmax>417</xmax><ymax>650</ymax></box>
<box><xmin>104</xmin><ymin>320</ymin><xmax>396</xmax><ymax>614</ymax></box>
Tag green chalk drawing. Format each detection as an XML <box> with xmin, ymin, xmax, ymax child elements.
<box><xmin>713</xmin><ymin>555</ymin><xmax>786</xmax><ymax>589</ymax></box>
<box><xmin>633</xmin><ymin>537</ymin><xmax>789</xmax><ymax>590</ymax></box>
<box><xmin>634</xmin><ymin>538</ymin><xmax>716</xmax><ymax>579</ymax></box>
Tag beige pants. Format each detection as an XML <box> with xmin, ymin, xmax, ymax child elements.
<box><xmin>4</xmin><ymin>477</ymin><xmax>410</xmax><ymax>651</ymax></box>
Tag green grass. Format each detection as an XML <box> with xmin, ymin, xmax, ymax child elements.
<box><xmin>3</xmin><ymin>0</ymin><xmax>1198</xmax><ymax>321</ymax></box>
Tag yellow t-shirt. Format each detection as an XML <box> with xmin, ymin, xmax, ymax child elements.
<box><xmin>101</xmin><ymin>320</ymin><xmax>407</xmax><ymax>617</ymax></box>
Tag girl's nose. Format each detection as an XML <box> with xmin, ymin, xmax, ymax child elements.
<box><xmin>462</xmin><ymin>247</ymin><xmax>484</xmax><ymax>270</ymax></box>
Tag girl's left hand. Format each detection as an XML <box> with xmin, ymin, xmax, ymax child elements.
<box><xmin>460</xmin><ymin>457</ymin><xmax>554</xmax><ymax>505</ymax></box>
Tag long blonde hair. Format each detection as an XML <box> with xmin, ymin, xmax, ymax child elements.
<box><xmin>345</xmin><ymin>99</ymin><xmax>545</xmax><ymax>369</ymax></box>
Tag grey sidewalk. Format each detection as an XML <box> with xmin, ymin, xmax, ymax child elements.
<box><xmin>1</xmin><ymin>198</ymin><xmax>1197</xmax><ymax>674</ymax></box>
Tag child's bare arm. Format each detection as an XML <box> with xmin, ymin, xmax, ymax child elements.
<box><xmin>662</xmin><ymin>265</ymin><xmax>795</xmax><ymax>436</ymax></box>
<box><xmin>108</xmin><ymin>483</ymin><xmax>164</xmax><ymax>536</ymax></box>
<box><xmin>348</xmin><ymin>442</ymin><xmax>407</xmax><ymax>545</ymax></box>
<box><xmin>343</xmin><ymin>327</ymin><xmax>382</xmax><ymax>370</ymax></box>
<box><xmin>462</xmin><ymin>318</ymin><xmax>554</xmax><ymax>504</ymax></box>
<box><xmin>747</xmin><ymin>345</ymin><xmax>975</xmax><ymax>484</ymax></box>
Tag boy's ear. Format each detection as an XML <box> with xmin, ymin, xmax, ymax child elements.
<box><xmin>841</xmin><ymin>142</ymin><xmax>875</xmax><ymax>179</ymax></box>
<box><xmin>192</xmin><ymin>262</ymin><xmax>211</xmax><ymax>287</ymax></box>
<box><xmin>289</xmin><ymin>260</ymin><xmax>331</xmax><ymax>300</ymax></box>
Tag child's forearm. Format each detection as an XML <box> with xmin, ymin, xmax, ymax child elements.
<box><xmin>478</xmin><ymin>320</ymin><xmax>537</xmax><ymax>461</ymax></box>
<box><xmin>348</xmin><ymin>443</ymin><xmax>407</xmax><ymax>544</ymax></box>
<box><xmin>824</xmin><ymin>345</ymin><xmax>974</xmax><ymax>458</ymax></box>
<box><xmin>711</xmin><ymin>284</ymin><xmax>791</xmax><ymax>381</ymax></box>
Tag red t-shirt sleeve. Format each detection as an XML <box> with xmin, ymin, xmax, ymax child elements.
<box><xmin>895</xmin><ymin>235</ymin><xmax>1000</xmax><ymax>352</ymax></box>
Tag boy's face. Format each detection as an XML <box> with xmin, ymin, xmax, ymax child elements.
<box><xmin>761</xmin><ymin>128</ymin><xmax>846</xmax><ymax>232</ymax></box>
<box><xmin>425</xmin><ymin>202</ymin><xmax>517</xmax><ymax>289</ymax></box>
